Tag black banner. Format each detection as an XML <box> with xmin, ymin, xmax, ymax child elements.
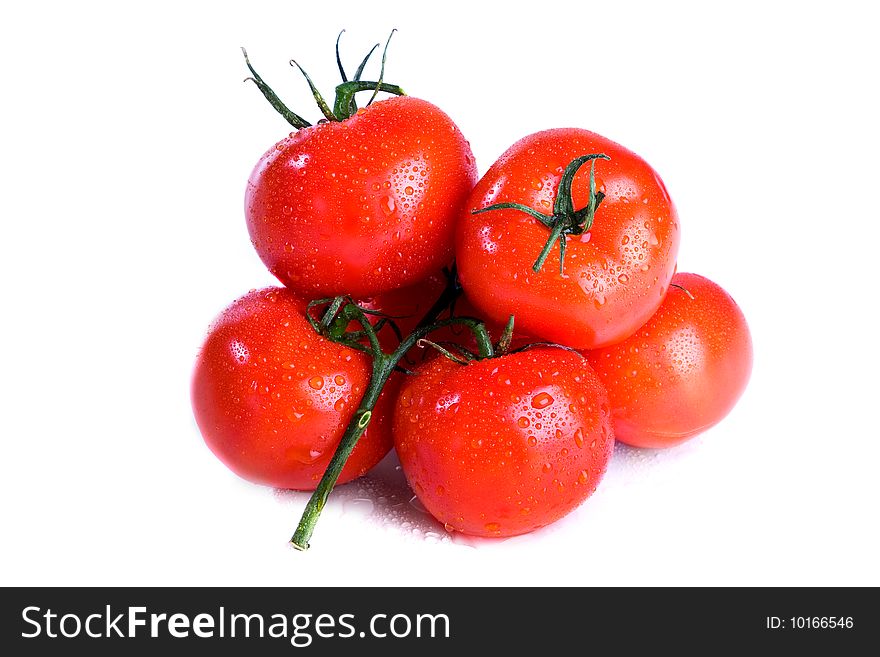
<box><xmin>0</xmin><ymin>587</ymin><xmax>872</xmax><ymax>653</ymax></box>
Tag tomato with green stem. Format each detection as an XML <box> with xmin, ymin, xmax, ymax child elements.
<box><xmin>393</xmin><ymin>347</ymin><xmax>614</xmax><ymax>537</ymax></box>
<box><xmin>587</xmin><ymin>273</ymin><xmax>752</xmax><ymax>448</ymax></box>
<box><xmin>456</xmin><ymin>128</ymin><xmax>680</xmax><ymax>350</ymax></box>
<box><xmin>243</xmin><ymin>35</ymin><xmax>477</xmax><ymax>298</ymax></box>
<box><xmin>191</xmin><ymin>287</ymin><xmax>399</xmax><ymax>490</ymax></box>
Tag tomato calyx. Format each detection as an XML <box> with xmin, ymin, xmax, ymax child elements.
<box><xmin>472</xmin><ymin>153</ymin><xmax>611</xmax><ymax>275</ymax></box>
<box><xmin>241</xmin><ymin>31</ymin><xmax>406</xmax><ymax>129</ymax></box>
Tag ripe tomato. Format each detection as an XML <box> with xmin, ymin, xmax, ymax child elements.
<box><xmin>191</xmin><ymin>287</ymin><xmax>396</xmax><ymax>490</ymax></box>
<box><xmin>456</xmin><ymin>128</ymin><xmax>680</xmax><ymax>350</ymax></box>
<box><xmin>587</xmin><ymin>273</ymin><xmax>752</xmax><ymax>448</ymax></box>
<box><xmin>246</xmin><ymin>97</ymin><xmax>477</xmax><ymax>298</ymax></box>
<box><xmin>393</xmin><ymin>349</ymin><xmax>614</xmax><ymax>537</ymax></box>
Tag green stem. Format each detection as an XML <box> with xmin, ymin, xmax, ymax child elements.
<box><xmin>332</xmin><ymin>81</ymin><xmax>406</xmax><ymax>120</ymax></box>
<box><xmin>290</xmin><ymin>352</ymin><xmax>393</xmax><ymax>550</ymax></box>
<box><xmin>290</xmin><ymin>288</ymin><xmax>493</xmax><ymax>550</ymax></box>
<box><xmin>348</xmin><ymin>43</ymin><xmax>379</xmax><ymax>114</ymax></box>
<box><xmin>366</xmin><ymin>29</ymin><xmax>396</xmax><ymax>107</ymax></box>
<box><xmin>335</xmin><ymin>30</ymin><xmax>348</xmax><ymax>82</ymax></box>
<box><xmin>471</xmin><ymin>154</ymin><xmax>611</xmax><ymax>275</ymax></box>
<box><xmin>241</xmin><ymin>48</ymin><xmax>311</xmax><ymax>129</ymax></box>
<box><xmin>532</xmin><ymin>222</ymin><xmax>566</xmax><ymax>273</ymax></box>
<box><xmin>243</xmin><ymin>34</ymin><xmax>403</xmax><ymax>127</ymax></box>
<box><xmin>416</xmin><ymin>339</ymin><xmax>472</xmax><ymax>365</ymax></box>
<box><xmin>290</xmin><ymin>60</ymin><xmax>336</xmax><ymax>122</ymax></box>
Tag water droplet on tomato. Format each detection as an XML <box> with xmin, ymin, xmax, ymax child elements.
<box><xmin>229</xmin><ymin>339</ymin><xmax>249</xmax><ymax>364</ymax></box>
<box><xmin>308</xmin><ymin>376</ymin><xmax>324</xmax><ymax>390</ymax></box>
<box><xmin>334</xmin><ymin>375</ymin><xmax>346</xmax><ymax>386</ymax></box>
<box><xmin>574</xmin><ymin>428</ymin><xmax>585</xmax><ymax>448</ymax></box>
<box><xmin>528</xmin><ymin>436</ymin><xmax>538</xmax><ymax>447</ymax></box>
<box><xmin>333</xmin><ymin>398</ymin><xmax>346</xmax><ymax>412</ymax></box>
<box><xmin>380</xmin><ymin>195</ymin><xmax>396</xmax><ymax>215</ymax></box>
<box><xmin>517</xmin><ymin>416</ymin><xmax>531</xmax><ymax>428</ymax></box>
<box><xmin>404</xmin><ymin>185</ymin><xmax>414</xmax><ymax>195</ymax></box>
<box><xmin>484</xmin><ymin>522</ymin><xmax>501</xmax><ymax>533</ymax></box>
<box><xmin>578</xmin><ymin>469</ymin><xmax>590</xmax><ymax>485</ymax></box>
<box><xmin>531</xmin><ymin>392</ymin><xmax>554</xmax><ymax>409</ymax></box>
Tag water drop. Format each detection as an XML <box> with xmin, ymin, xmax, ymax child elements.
<box><xmin>229</xmin><ymin>339</ymin><xmax>249</xmax><ymax>364</ymax></box>
<box><xmin>380</xmin><ymin>195</ymin><xmax>396</xmax><ymax>215</ymax></box>
<box><xmin>531</xmin><ymin>392</ymin><xmax>554</xmax><ymax>409</ymax></box>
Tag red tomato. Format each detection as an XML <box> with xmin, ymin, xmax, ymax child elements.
<box><xmin>587</xmin><ymin>273</ymin><xmax>752</xmax><ymax>448</ymax></box>
<box><xmin>246</xmin><ymin>97</ymin><xmax>477</xmax><ymax>298</ymax></box>
<box><xmin>456</xmin><ymin>128</ymin><xmax>680</xmax><ymax>350</ymax></box>
<box><xmin>393</xmin><ymin>349</ymin><xmax>614</xmax><ymax>537</ymax></box>
<box><xmin>191</xmin><ymin>287</ymin><xmax>396</xmax><ymax>489</ymax></box>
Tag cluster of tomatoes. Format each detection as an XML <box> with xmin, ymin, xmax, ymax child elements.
<box><xmin>191</xmin><ymin>36</ymin><xmax>752</xmax><ymax>549</ymax></box>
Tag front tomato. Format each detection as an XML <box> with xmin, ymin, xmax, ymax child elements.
<box><xmin>456</xmin><ymin>128</ymin><xmax>680</xmax><ymax>350</ymax></box>
<box><xmin>246</xmin><ymin>97</ymin><xmax>477</xmax><ymax>298</ymax></box>
<box><xmin>191</xmin><ymin>287</ymin><xmax>396</xmax><ymax>489</ymax></box>
<box><xmin>393</xmin><ymin>349</ymin><xmax>614</xmax><ymax>537</ymax></box>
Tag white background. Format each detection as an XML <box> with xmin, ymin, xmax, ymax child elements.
<box><xmin>2</xmin><ymin>0</ymin><xmax>878</xmax><ymax>586</ymax></box>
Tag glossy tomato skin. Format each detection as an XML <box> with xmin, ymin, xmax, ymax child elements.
<box><xmin>191</xmin><ymin>287</ymin><xmax>396</xmax><ymax>490</ymax></box>
<box><xmin>246</xmin><ymin>97</ymin><xmax>478</xmax><ymax>298</ymax></box>
<box><xmin>587</xmin><ymin>273</ymin><xmax>752</xmax><ymax>448</ymax></box>
<box><xmin>456</xmin><ymin>128</ymin><xmax>680</xmax><ymax>350</ymax></box>
<box><xmin>393</xmin><ymin>349</ymin><xmax>614</xmax><ymax>537</ymax></box>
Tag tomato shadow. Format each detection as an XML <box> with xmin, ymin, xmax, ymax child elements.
<box><xmin>605</xmin><ymin>437</ymin><xmax>705</xmax><ymax>488</ymax></box>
